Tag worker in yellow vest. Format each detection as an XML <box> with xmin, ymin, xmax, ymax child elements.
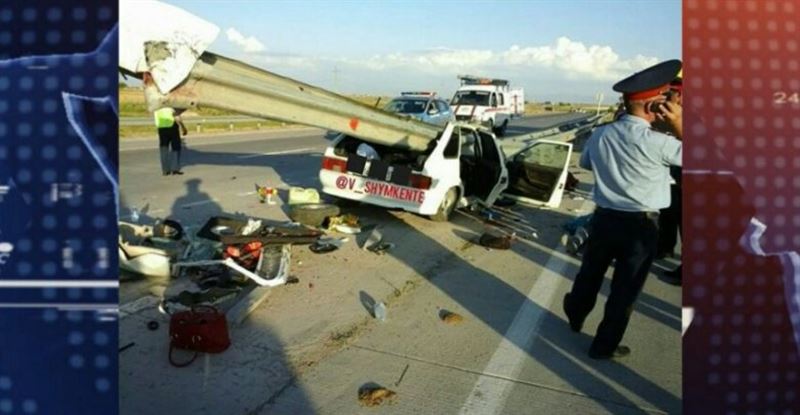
<box><xmin>154</xmin><ymin>107</ymin><xmax>188</xmax><ymax>175</ymax></box>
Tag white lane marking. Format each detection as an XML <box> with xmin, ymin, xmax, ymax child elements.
<box><xmin>682</xmin><ymin>308</ymin><xmax>695</xmax><ymax>336</ymax></box>
<box><xmin>237</xmin><ymin>147</ymin><xmax>317</xmax><ymax>159</ymax></box>
<box><xmin>237</xmin><ymin>191</ymin><xmax>257</xmax><ymax>196</ymax></box>
<box><xmin>119</xmin><ymin>129</ymin><xmax>323</xmax><ymax>152</ymax></box>
<box><xmin>0</xmin><ymin>280</ymin><xmax>118</xmax><ymax>288</ymax></box>
<box><xmin>459</xmin><ymin>202</ymin><xmax>589</xmax><ymax>415</ymax></box>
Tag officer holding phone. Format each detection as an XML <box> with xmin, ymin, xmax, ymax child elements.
<box><xmin>563</xmin><ymin>60</ymin><xmax>683</xmax><ymax>359</ymax></box>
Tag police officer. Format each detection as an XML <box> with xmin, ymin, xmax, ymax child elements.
<box><xmin>656</xmin><ymin>71</ymin><xmax>683</xmax><ymax>284</ymax></box>
<box><xmin>563</xmin><ymin>60</ymin><xmax>682</xmax><ymax>359</ymax></box>
<box><xmin>154</xmin><ymin>107</ymin><xmax>188</xmax><ymax>176</ymax></box>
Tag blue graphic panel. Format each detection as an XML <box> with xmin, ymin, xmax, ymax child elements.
<box><xmin>0</xmin><ymin>2</ymin><xmax>118</xmax><ymax>414</ymax></box>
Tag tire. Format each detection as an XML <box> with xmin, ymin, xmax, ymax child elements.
<box><xmin>497</xmin><ymin>120</ymin><xmax>509</xmax><ymax>137</ymax></box>
<box><xmin>430</xmin><ymin>187</ymin><xmax>459</xmax><ymax>222</ymax></box>
<box><xmin>288</xmin><ymin>203</ymin><xmax>341</xmax><ymax>227</ymax></box>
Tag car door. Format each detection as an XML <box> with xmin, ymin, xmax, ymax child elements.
<box><xmin>424</xmin><ymin>100</ymin><xmax>441</xmax><ymax>125</ymax></box>
<box><xmin>436</xmin><ymin>100</ymin><xmax>454</xmax><ymax>125</ymax></box>
<box><xmin>475</xmin><ymin>130</ymin><xmax>509</xmax><ymax>205</ymax></box>
<box><xmin>504</xmin><ymin>139</ymin><xmax>572</xmax><ymax>208</ymax></box>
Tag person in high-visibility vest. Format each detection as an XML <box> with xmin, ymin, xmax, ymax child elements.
<box><xmin>154</xmin><ymin>107</ymin><xmax>188</xmax><ymax>175</ymax></box>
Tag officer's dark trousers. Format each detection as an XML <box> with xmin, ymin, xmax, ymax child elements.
<box><xmin>657</xmin><ymin>183</ymin><xmax>682</xmax><ymax>255</ymax></box>
<box><xmin>565</xmin><ymin>207</ymin><xmax>659</xmax><ymax>355</ymax></box>
<box><xmin>157</xmin><ymin>127</ymin><xmax>181</xmax><ymax>174</ymax></box>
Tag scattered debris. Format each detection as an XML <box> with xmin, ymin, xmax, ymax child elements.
<box><xmin>373</xmin><ymin>301</ymin><xmax>387</xmax><ymax>321</ymax></box>
<box><xmin>153</xmin><ymin>219</ymin><xmax>184</xmax><ymax>240</ymax></box>
<box><xmin>241</xmin><ymin>219</ymin><xmax>262</xmax><ymax>236</ymax></box>
<box><xmin>310</xmin><ymin>242</ymin><xmax>339</xmax><ymax>253</ymax></box>
<box><xmin>288</xmin><ymin>187</ymin><xmax>321</xmax><ymax>205</ymax></box>
<box><xmin>394</xmin><ymin>364</ymin><xmax>410</xmax><ymax>387</ymax></box>
<box><xmin>478</xmin><ymin>232</ymin><xmax>513</xmax><ymax>250</ymax></box>
<box><xmin>163</xmin><ymin>286</ymin><xmax>241</xmax><ymax>311</ymax></box>
<box><xmin>493</xmin><ymin>196</ymin><xmax>517</xmax><ymax>207</ymax></box>
<box><xmin>197</xmin><ymin>216</ymin><xmax>321</xmax><ymax>244</ymax></box>
<box><xmin>174</xmin><ymin>244</ymin><xmax>292</xmax><ymax>287</ymax></box>
<box><xmin>440</xmin><ymin>310</ymin><xmax>464</xmax><ymax>325</ymax></box>
<box><xmin>326</xmin><ymin>214</ymin><xmax>362</xmax><ymax>234</ymax></box>
<box><xmin>255</xmin><ymin>184</ymin><xmax>278</xmax><ymax>204</ymax></box>
<box><xmin>119</xmin><ymin>221</ymin><xmax>185</xmax><ymax>278</ymax></box>
<box><xmin>288</xmin><ymin>203</ymin><xmax>340</xmax><ymax>227</ymax></box>
<box><xmin>358</xmin><ymin>385</ymin><xmax>397</xmax><ymax>407</ymax></box>
<box><xmin>361</xmin><ymin>226</ymin><xmax>394</xmax><ymax>255</ymax></box>
<box><xmin>286</xmin><ymin>276</ymin><xmax>300</xmax><ymax>284</ymax></box>
<box><xmin>119</xmin><ymin>342</ymin><xmax>136</xmax><ymax>353</ymax></box>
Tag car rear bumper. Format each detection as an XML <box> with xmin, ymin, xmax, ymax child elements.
<box><xmin>319</xmin><ymin>169</ymin><xmax>441</xmax><ymax>215</ymax></box>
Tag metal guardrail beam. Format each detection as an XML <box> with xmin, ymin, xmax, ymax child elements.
<box><xmin>140</xmin><ymin>52</ymin><xmax>444</xmax><ymax>152</ymax></box>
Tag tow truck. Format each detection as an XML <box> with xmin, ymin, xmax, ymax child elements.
<box><xmin>119</xmin><ymin>0</ymin><xmax>593</xmax><ymax>221</ymax></box>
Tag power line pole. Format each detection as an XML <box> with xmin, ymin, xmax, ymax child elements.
<box><xmin>332</xmin><ymin>66</ymin><xmax>340</xmax><ymax>92</ymax></box>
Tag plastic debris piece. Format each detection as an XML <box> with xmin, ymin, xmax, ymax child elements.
<box><xmin>241</xmin><ymin>219</ymin><xmax>262</xmax><ymax>236</ymax></box>
<box><xmin>310</xmin><ymin>242</ymin><xmax>339</xmax><ymax>254</ymax></box>
<box><xmin>373</xmin><ymin>302</ymin><xmax>387</xmax><ymax>321</ymax></box>
<box><xmin>288</xmin><ymin>187</ymin><xmax>321</xmax><ymax>205</ymax></box>
<box><xmin>368</xmin><ymin>242</ymin><xmax>394</xmax><ymax>255</ymax></box>
<box><xmin>362</xmin><ymin>226</ymin><xmax>384</xmax><ymax>251</ymax></box>
<box><xmin>333</xmin><ymin>224</ymin><xmax>361</xmax><ymax>234</ymax></box>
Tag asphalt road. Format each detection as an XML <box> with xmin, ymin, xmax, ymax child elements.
<box><xmin>119</xmin><ymin>113</ymin><xmax>681</xmax><ymax>415</ymax></box>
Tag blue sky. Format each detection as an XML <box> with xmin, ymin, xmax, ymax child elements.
<box><xmin>165</xmin><ymin>0</ymin><xmax>681</xmax><ymax>103</ymax></box>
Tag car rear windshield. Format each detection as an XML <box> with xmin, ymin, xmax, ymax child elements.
<box><xmin>384</xmin><ymin>99</ymin><xmax>427</xmax><ymax>114</ymax></box>
<box><xmin>451</xmin><ymin>91</ymin><xmax>490</xmax><ymax>106</ymax></box>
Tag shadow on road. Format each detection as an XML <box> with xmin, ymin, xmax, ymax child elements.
<box><xmin>119</xmin><ymin>121</ymin><xmax>679</xmax><ymax>413</ymax></box>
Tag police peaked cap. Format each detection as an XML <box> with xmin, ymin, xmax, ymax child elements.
<box><xmin>613</xmin><ymin>59</ymin><xmax>682</xmax><ymax>100</ymax></box>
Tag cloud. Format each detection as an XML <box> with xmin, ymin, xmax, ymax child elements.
<box><xmin>341</xmin><ymin>37</ymin><xmax>659</xmax><ymax>81</ymax></box>
<box><xmin>225</xmin><ymin>28</ymin><xmax>265</xmax><ymax>53</ymax></box>
<box><xmin>249</xmin><ymin>53</ymin><xmax>319</xmax><ymax>70</ymax></box>
<box><xmin>501</xmin><ymin>37</ymin><xmax>659</xmax><ymax>80</ymax></box>
<box><xmin>348</xmin><ymin>48</ymin><xmax>495</xmax><ymax>72</ymax></box>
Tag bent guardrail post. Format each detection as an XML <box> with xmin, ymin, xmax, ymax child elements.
<box><xmin>119</xmin><ymin>0</ymin><xmax>442</xmax><ymax>152</ymax></box>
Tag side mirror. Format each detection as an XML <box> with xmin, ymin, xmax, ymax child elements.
<box><xmin>428</xmin><ymin>108</ymin><xmax>439</xmax><ymax>115</ymax></box>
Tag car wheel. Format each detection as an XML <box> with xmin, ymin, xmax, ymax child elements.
<box><xmin>497</xmin><ymin>120</ymin><xmax>509</xmax><ymax>137</ymax></box>
<box><xmin>430</xmin><ymin>187</ymin><xmax>458</xmax><ymax>222</ymax></box>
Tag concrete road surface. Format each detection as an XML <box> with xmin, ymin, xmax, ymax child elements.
<box><xmin>119</xmin><ymin>113</ymin><xmax>681</xmax><ymax>415</ymax></box>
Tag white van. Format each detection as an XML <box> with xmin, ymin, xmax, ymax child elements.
<box><xmin>319</xmin><ymin>123</ymin><xmax>572</xmax><ymax>221</ymax></box>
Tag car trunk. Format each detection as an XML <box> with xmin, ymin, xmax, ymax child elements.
<box><xmin>333</xmin><ymin>135</ymin><xmax>432</xmax><ymax>175</ymax></box>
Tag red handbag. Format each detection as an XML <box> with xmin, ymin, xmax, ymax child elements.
<box><xmin>169</xmin><ymin>305</ymin><xmax>231</xmax><ymax>367</ymax></box>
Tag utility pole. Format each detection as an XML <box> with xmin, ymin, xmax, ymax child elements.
<box><xmin>332</xmin><ymin>66</ymin><xmax>340</xmax><ymax>92</ymax></box>
<box><xmin>595</xmin><ymin>92</ymin><xmax>604</xmax><ymax>116</ymax></box>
